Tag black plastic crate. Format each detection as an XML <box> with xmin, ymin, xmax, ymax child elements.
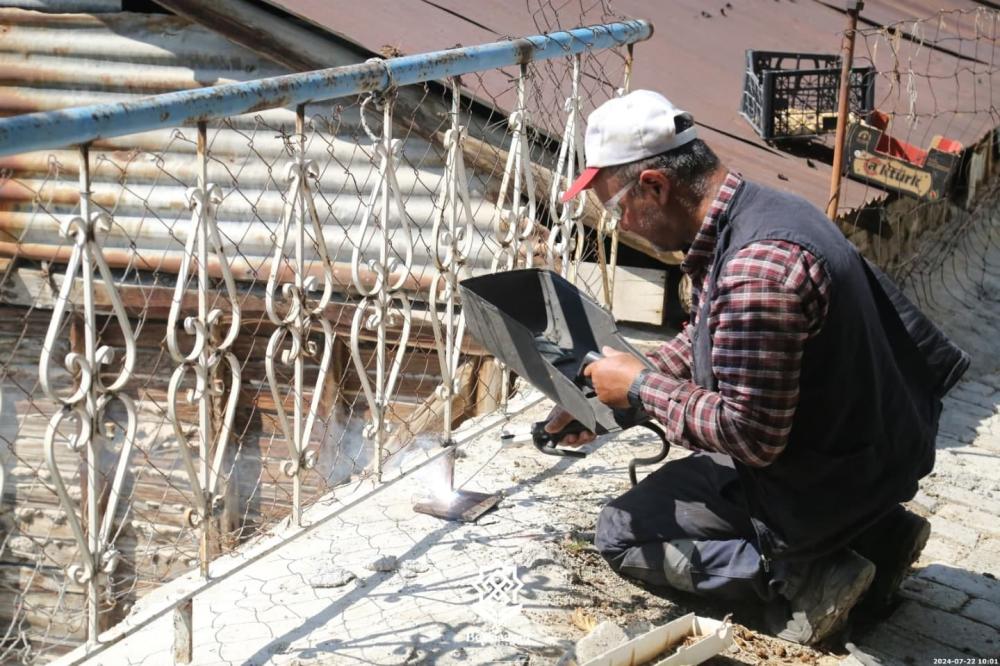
<box><xmin>740</xmin><ymin>50</ymin><xmax>875</xmax><ymax>141</ymax></box>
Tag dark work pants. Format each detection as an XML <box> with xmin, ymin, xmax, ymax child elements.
<box><xmin>595</xmin><ymin>452</ymin><xmax>778</xmax><ymax>601</ymax></box>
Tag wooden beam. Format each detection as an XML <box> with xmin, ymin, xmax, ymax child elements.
<box><xmin>319</xmin><ymin>336</ymin><xmax>352</xmax><ymax>418</ymax></box>
<box><xmin>382</xmin><ymin>361</ymin><xmax>476</xmax><ymax>452</ymax></box>
<box><xmin>173</xmin><ymin>599</ymin><xmax>193</xmax><ymax>664</ymax></box>
<box><xmin>575</xmin><ymin>261</ymin><xmax>667</xmax><ymax>325</ymax></box>
<box><xmin>472</xmin><ymin>357</ymin><xmax>504</xmax><ymax>417</ymax></box>
<box><xmin>0</xmin><ymin>240</ymin><xmax>429</xmax><ymax>295</ymax></box>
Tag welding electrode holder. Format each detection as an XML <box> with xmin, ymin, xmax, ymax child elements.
<box><xmin>531</xmin><ymin>351</ymin><xmax>604</xmax><ymax>458</ymax></box>
<box><xmin>531</xmin><ymin>351</ymin><xmax>670</xmax><ymax>486</ymax></box>
<box><xmin>528</xmin><ymin>418</ymin><xmax>672</xmax><ymax>486</ymax></box>
<box><xmin>526</xmin><ymin>350</ymin><xmax>603</xmax><ymax>458</ymax></box>
<box><xmin>529</xmin><ymin>420</ymin><xmax>589</xmax><ymax>458</ymax></box>
<box><xmin>577</xmin><ymin>350</ymin><xmax>604</xmax><ymax>391</ymax></box>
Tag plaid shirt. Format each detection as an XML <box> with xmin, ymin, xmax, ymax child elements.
<box><xmin>636</xmin><ymin>173</ymin><xmax>832</xmax><ymax>467</ymax></box>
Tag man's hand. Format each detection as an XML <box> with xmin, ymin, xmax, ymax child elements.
<box><xmin>543</xmin><ymin>406</ymin><xmax>595</xmax><ymax>446</ymax></box>
<box><xmin>584</xmin><ymin>345</ymin><xmax>646</xmax><ymax>409</ymax></box>
<box><xmin>542</xmin><ymin>347</ymin><xmax>645</xmax><ymax>445</ymax></box>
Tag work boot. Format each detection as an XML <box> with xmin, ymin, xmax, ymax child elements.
<box><xmin>850</xmin><ymin>505</ymin><xmax>931</xmax><ymax>619</ymax></box>
<box><xmin>767</xmin><ymin>549</ymin><xmax>875</xmax><ymax>645</ymax></box>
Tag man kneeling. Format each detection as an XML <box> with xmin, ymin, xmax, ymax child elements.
<box><xmin>546</xmin><ymin>91</ymin><xmax>968</xmax><ymax>645</ymax></box>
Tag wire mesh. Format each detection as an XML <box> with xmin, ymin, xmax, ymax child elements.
<box><xmin>4</xmin><ymin>3</ymin><xmax>999</xmax><ymax>662</ymax></box>
<box><xmin>835</xmin><ymin>8</ymin><xmax>1000</xmax><ymax>278</ymax></box>
<box><xmin>0</xmin><ymin>3</ymin><xmax>632</xmax><ymax>661</ymax></box>
<box><xmin>819</xmin><ymin>10</ymin><xmax>1000</xmax><ymax>398</ymax></box>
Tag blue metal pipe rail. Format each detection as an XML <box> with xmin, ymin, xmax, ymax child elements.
<box><xmin>0</xmin><ymin>20</ymin><xmax>652</xmax><ymax>158</ymax></box>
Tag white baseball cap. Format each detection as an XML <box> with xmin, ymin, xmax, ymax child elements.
<box><xmin>562</xmin><ymin>90</ymin><xmax>698</xmax><ymax>203</ymax></box>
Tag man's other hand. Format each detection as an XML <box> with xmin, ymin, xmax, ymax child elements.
<box><xmin>584</xmin><ymin>345</ymin><xmax>645</xmax><ymax>409</ymax></box>
<box><xmin>543</xmin><ymin>406</ymin><xmax>595</xmax><ymax>446</ymax></box>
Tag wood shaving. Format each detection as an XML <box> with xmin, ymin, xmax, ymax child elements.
<box><xmin>571</xmin><ymin>607</ymin><xmax>598</xmax><ymax>633</ymax></box>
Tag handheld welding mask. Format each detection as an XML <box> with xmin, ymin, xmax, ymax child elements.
<box><xmin>459</xmin><ymin>268</ymin><xmax>653</xmax><ymax>434</ymax></box>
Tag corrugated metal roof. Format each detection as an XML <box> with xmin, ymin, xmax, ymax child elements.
<box><xmin>0</xmin><ymin>8</ymin><xmax>503</xmax><ymax>656</ymax></box>
<box><xmin>259</xmin><ymin>0</ymin><xmax>1000</xmax><ymax>215</ymax></box>
<box><xmin>2</xmin><ymin>0</ymin><xmax>120</xmax><ymax>11</ymax></box>
<box><xmin>0</xmin><ymin>7</ymin><xmax>505</xmax><ymax>291</ymax></box>
<box><xmin>250</xmin><ymin>0</ymin><xmax>622</xmax><ymax>146</ymax></box>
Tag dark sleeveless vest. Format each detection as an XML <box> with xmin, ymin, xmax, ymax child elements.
<box><xmin>691</xmin><ymin>181</ymin><xmax>969</xmax><ymax>562</ymax></box>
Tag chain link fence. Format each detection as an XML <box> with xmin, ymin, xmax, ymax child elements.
<box><xmin>826</xmin><ymin>8</ymin><xmax>1000</xmax><ymax>377</ymax></box>
<box><xmin>0</xmin><ymin>6</ymin><xmax>640</xmax><ymax>661</ymax></box>
<box><xmin>3</xmin><ymin>3</ymin><xmax>1000</xmax><ymax>663</ymax></box>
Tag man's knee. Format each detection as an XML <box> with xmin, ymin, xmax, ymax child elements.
<box><xmin>595</xmin><ymin>513</ymin><xmax>702</xmax><ymax>594</ymax></box>
<box><xmin>594</xmin><ymin>500</ymin><xmax>674</xmax><ymax>586</ymax></box>
<box><xmin>594</xmin><ymin>501</ymin><xmax>629</xmax><ymax>569</ymax></box>
<box><xmin>594</xmin><ymin>482</ymin><xmax>691</xmax><ymax>569</ymax></box>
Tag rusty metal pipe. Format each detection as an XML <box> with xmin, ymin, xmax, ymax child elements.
<box><xmin>827</xmin><ymin>1</ymin><xmax>864</xmax><ymax>220</ymax></box>
<box><xmin>0</xmin><ymin>20</ymin><xmax>653</xmax><ymax>158</ymax></box>
<box><xmin>0</xmin><ymin>239</ymin><xmax>432</xmax><ymax>293</ymax></box>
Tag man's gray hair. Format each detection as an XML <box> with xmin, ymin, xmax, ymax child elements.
<box><xmin>611</xmin><ymin>117</ymin><xmax>720</xmax><ymax>200</ymax></box>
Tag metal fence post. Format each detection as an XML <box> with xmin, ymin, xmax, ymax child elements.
<box><xmin>350</xmin><ymin>88</ymin><xmax>414</xmax><ymax>481</ymax></box>
<box><xmin>597</xmin><ymin>44</ymin><xmax>634</xmax><ymax>309</ymax></box>
<box><xmin>430</xmin><ymin>80</ymin><xmax>474</xmax><ymax>446</ymax></box>
<box><xmin>827</xmin><ymin>0</ymin><xmax>865</xmax><ymax>219</ymax></box>
<box><xmin>549</xmin><ymin>54</ymin><xmax>587</xmax><ymax>281</ymax></box>
<box><xmin>173</xmin><ymin>599</ymin><xmax>193</xmax><ymax>663</ymax></box>
<box><xmin>489</xmin><ymin>63</ymin><xmax>537</xmax><ymax>412</ymax></box>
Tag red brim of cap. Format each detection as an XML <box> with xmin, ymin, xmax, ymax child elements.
<box><xmin>560</xmin><ymin>166</ymin><xmax>600</xmax><ymax>203</ymax></box>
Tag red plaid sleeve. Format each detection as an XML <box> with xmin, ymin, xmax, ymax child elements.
<box><xmin>645</xmin><ymin>326</ymin><xmax>692</xmax><ymax>379</ymax></box>
<box><xmin>636</xmin><ymin>241</ymin><xmax>830</xmax><ymax>467</ymax></box>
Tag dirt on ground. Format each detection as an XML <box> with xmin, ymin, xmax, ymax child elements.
<box><xmin>472</xmin><ymin>412</ymin><xmax>853</xmax><ymax>665</ymax></box>
<box><xmin>523</xmin><ymin>531</ymin><xmax>843</xmax><ymax>665</ymax></box>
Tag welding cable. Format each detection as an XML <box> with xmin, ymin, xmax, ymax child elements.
<box><xmin>628</xmin><ymin>421</ymin><xmax>671</xmax><ymax>486</ymax></box>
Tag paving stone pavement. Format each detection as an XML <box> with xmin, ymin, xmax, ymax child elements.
<box><xmin>82</xmin><ymin>211</ymin><xmax>1000</xmax><ymax>664</ymax></box>
<box><xmin>81</xmin><ymin>397</ymin><xmax>654</xmax><ymax>665</ymax></box>
<box><xmin>84</xmin><ymin>377</ymin><xmax>999</xmax><ymax>666</ymax></box>
<box><xmin>844</xmin><ymin>372</ymin><xmax>1000</xmax><ymax>664</ymax></box>
<box><xmin>843</xmin><ymin>207</ymin><xmax>1000</xmax><ymax>664</ymax></box>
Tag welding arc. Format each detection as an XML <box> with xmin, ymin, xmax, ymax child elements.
<box><xmin>628</xmin><ymin>422</ymin><xmax>671</xmax><ymax>486</ymax></box>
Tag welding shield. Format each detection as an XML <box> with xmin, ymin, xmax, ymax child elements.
<box><xmin>459</xmin><ymin>268</ymin><xmax>653</xmax><ymax>434</ymax></box>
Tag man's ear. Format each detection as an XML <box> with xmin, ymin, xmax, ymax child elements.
<box><xmin>639</xmin><ymin>169</ymin><xmax>670</xmax><ymax>205</ymax></box>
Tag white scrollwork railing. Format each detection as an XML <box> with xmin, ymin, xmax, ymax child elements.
<box><xmin>430</xmin><ymin>81</ymin><xmax>475</xmax><ymax>450</ymax></box>
<box><xmin>597</xmin><ymin>45</ymin><xmax>636</xmax><ymax>308</ymax></box>
<box><xmin>264</xmin><ymin>108</ymin><xmax>336</xmax><ymax>526</ymax></box>
<box><xmin>350</xmin><ymin>90</ymin><xmax>414</xmax><ymax>481</ymax></box>
<box><xmin>165</xmin><ymin>124</ymin><xmax>242</xmax><ymax>576</ymax></box>
<box><xmin>38</xmin><ymin>146</ymin><xmax>137</xmax><ymax>644</ymax></box>
<box><xmin>491</xmin><ymin>63</ymin><xmax>538</xmax><ymax>275</ymax></box>
<box><xmin>549</xmin><ymin>54</ymin><xmax>587</xmax><ymax>280</ymax></box>
<box><xmin>0</xmin><ymin>23</ymin><xmax>655</xmax><ymax>660</ymax></box>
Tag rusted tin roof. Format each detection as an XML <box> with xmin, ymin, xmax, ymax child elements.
<box><xmin>0</xmin><ymin>7</ymin><xmax>506</xmax><ymax>287</ymax></box>
<box><xmin>259</xmin><ymin>0</ymin><xmax>1000</xmax><ymax>215</ymax></box>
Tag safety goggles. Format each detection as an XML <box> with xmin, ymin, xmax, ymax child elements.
<box><xmin>601</xmin><ymin>179</ymin><xmax>636</xmax><ymax>218</ymax></box>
